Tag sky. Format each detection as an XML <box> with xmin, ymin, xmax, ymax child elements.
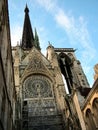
<box><xmin>8</xmin><ymin>0</ymin><xmax>98</xmax><ymax>87</ymax></box>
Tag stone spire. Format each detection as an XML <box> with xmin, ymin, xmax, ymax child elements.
<box><xmin>21</xmin><ymin>4</ymin><xmax>34</xmax><ymax>50</ymax></box>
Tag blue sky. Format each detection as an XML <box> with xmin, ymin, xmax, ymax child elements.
<box><xmin>8</xmin><ymin>0</ymin><xmax>98</xmax><ymax>87</ymax></box>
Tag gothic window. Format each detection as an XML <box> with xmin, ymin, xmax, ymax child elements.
<box><xmin>67</xmin><ymin>53</ymin><xmax>75</xmax><ymax>61</ymax></box>
<box><xmin>92</xmin><ymin>98</ymin><xmax>98</xmax><ymax>126</ymax></box>
<box><xmin>94</xmin><ymin>64</ymin><xmax>98</xmax><ymax>74</ymax></box>
<box><xmin>26</xmin><ymin>99</ymin><xmax>56</xmax><ymax>116</ymax></box>
<box><xmin>86</xmin><ymin>109</ymin><xmax>96</xmax><ymax>130</ymax></box>
<box><xmin>23</xmin><ymin>75</ymin><xmax>53</xmax><ymax>98</ymax></box>
<box><xmin>59</xmin><ymin>52</ymin><xmax>73</xmax><ymax>94</ymax></box>
<box><xmin>79</xmin><ymin>73</ymin><xmax>82</xmax><ymax>75</ymax></box>
<box><xmin>22</xmin><ymin>75</ymin><xmax>57</xmax><ymax>116</ymax></box>
<box><xmin>82</xmin><ymin>79</ymin><xmax>85</xmax><ymax>85</ymax></box>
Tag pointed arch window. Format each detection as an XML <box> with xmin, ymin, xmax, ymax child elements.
<box><xmin>92</xmin><ymin>98</ymin><xmax>98</xmax><ymax>127</ymax></box>
<box><xmin>86</xmin><ymin>109</ymin><xmax>96</xmax><ymax>130</ymax></box>
<box><xmin>58</xmin><ymin>52</ymin><xmax>73</xmax><ymax>94</ymax></box>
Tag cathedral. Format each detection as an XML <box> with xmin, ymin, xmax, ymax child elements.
<box><xmin>0</xmin><ymin>0</ymin><xmax>98</xmax><ymax>130</ymax></box>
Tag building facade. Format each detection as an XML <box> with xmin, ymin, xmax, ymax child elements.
<box><xmin>1</xmin><ymin>1</ymin><xmax>98</xmax><ymax>130</ymax></box>
<box><xmin>0</xmin><ymin>0</ymin><xmax>16</xmax><ymax>130</ymax></box>
<box><xmin>82</xmin><ymin>65</ymin><xmax>98</xmax><ymax>130</ymax></box>
<box><xmin>12</xmin><ymin>5</ymin><xmax>95</xmax><ymax>130</ymax></box>
<box><xmin>94</xmin><ymin>64</ymin><xmax>98</xmax><ymax>80</ymax></box>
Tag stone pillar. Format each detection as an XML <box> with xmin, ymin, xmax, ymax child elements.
<box><xmin>73</xmin><ymin>91</ymin><xmax>87</xmax><ymax>130</ymax></box>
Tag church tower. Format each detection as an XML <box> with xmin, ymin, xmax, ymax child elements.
<box><xmin>13</xmin><ymin>5</ymin><xmax>67</xmax><ymax>130</ymax></box>
<box><xmin>12</xmin><ymin>5</ymin><xmax>90</xmax><ymax>130</ymax></box>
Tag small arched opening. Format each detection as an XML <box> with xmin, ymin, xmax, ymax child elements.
<box><xmin>85</xmin><ymin>109</ymin><xmax>96</xmax><ymax>130</ymax></box>
<box><xmin>92</xmin><ymin>98</ymin><xmax>98</xmax><ymax>127</ymax></box>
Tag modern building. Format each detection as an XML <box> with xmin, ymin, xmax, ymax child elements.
<box><xmin>0</xmin><ymin>0</ymin><xmax>16</xmax><ymax>130</ymax></box>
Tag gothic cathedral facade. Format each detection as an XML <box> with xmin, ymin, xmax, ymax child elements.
<box><xmin>12</xmin><ymin>5</ymin><xmax>91</xmax><ymax>130</ymax></box>
<box><xmin>1</xmin><ymin>1</ymin><xmax>98</xmax><ymax>130</ymax></box>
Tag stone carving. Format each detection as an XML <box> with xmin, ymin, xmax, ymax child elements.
<box><xmin>14</xmin><ymin>67</ymin><xmax>19</xmax><ymax>75</ymax></box>
<box><xmin>28</xmin><ymin>99</ymin><xmax>56</xmax><ymax>116</ymax></box>
<box><xmin>27</xmin><ymin>57</ymin><xmax>46</xmax><ymax>71</ymax></box>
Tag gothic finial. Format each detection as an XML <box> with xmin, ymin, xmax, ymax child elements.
<box><xmin>25</xmin><ymin>4</ymin><xmax>29</xmax><ymax>13</ymax></box>
<box><xmin>35</xmin><ymin>28</ymin><xmax>37</xmax><ymax>36</ymax></box>
<box><xmin>34</xmin><ymin>28</ymin><xmax>41</xmax><ymax>50</ymax></box>
<box><xmin>48</xmin><ymin>41</ymin><xmax>53</xmax><ymax>47</ymax></box>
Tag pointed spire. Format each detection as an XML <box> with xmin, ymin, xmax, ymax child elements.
<box><xmin>25</xmin><ymin>4</ymin><xmax>29</xmax><ymax>13</ymax></box>
<box><xmin>34</xmin><ymin>28</ymin><xmax>41</xmax><ymax>50</ymax></box>
<box><xmin>21</xmin><ymin>4</ymin><xmax>34</xmax><ymax>50</ymax></box>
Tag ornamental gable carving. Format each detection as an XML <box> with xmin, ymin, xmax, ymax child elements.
<box><xmin>27</xmin><ymin>57</ymin><xmax>46</xmax><ymax>71</ymax></box>
<box><xmin>21</xmin><ymin>47</ymin><xmax>53</xmax><ymax>80</ymax></box>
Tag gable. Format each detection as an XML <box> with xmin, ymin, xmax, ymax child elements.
<box><xmin>20</xmin><ymin>47</ymin><xmax>54</xmax><ymax>82</ymax></box>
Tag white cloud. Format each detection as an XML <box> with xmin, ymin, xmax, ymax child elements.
<box><xmin>36</xmin><ymin>0</ymin><xmax>96</xmax><ymax>60</ymax></box>
<box><xmin>55</xmin><ymin>9</ymin><xmax>72</xmax><ymax>30</ymax></box>
<box><xmin>10</xmin><ymin>25</ymin><xmax>22</xmax><ymax>46</ymax></box>
<box><xmin>36</xmin><ymin>0</ymin><xmax>57</xmax><ymax>13</ymax></box>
